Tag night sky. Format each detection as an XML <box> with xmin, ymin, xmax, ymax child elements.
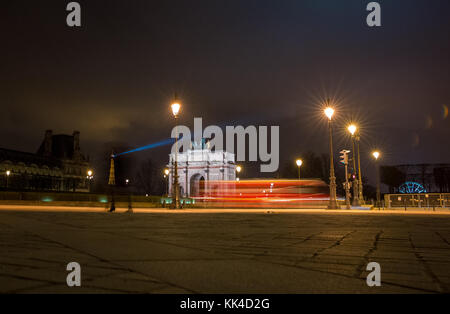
<box><xmin>1</xmin><ymin>0</ymin><xmax>450</xmax><ymax>180</ymax></box>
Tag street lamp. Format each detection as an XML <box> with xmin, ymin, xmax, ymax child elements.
<box><xmin>236</xmin><ymin>165</ymin><xmax>242</xmax><ymax>181</ymax></box>
<box><xmin>324</xmin><ymin>107</ymin><xmax>335</xmax><ymax>120</ymax></box>
<box><xmin>86</xmin><ymin>170</ymin><xmax>94</xmax><ymax>192</ymax></box>
<box><xmin>347</xmin><ymin>124</ymin><xmax>360</xmax><ymax>206</ymax></box>
<box><xmin>125</xmin><ymin>179</ymin><xmax>133</xmax><ymax>213</ymax></box>
<box><xmin>324</xmin><ymin>103</ymin><xmax>339</xmax><ymax>209</ymax></box>
<box><xmin>296</xmin><ymin>159</ymin><xmax>303</xmax><ymax>180</ymax></box>
<box><xmin>372</xmin><ymin>151</ymin><xmax>381</xmax><ymax>209</ymax></box>
<box><xmin>164</xmin><ymin>168</ymin><xmax>170</xmax><ymax>196</ymax></box>
<box><xmin>171</xmin><ymin>96</ymin><xmax>181</xmax><ymax>209</ymax></box>
<box><xmin>6</xmin><ymin>170</ymin><xmax>11</xmax><ymax>189</ymax></box>
<box><xmin>372</xmin><ymin>151</ymin><xmax>380</xmax><ymax>160</ymax></box>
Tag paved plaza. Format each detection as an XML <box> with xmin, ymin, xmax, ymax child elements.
<box><xmin>1</xmin><ymin>207</ymin><xmax>450</xmax><ymax>294</ymax></box>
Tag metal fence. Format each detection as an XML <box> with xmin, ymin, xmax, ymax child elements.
<box><xmin>385</xmin><ymin>193</ymin><xmax>450</xmax><ymax>209</ymax></box>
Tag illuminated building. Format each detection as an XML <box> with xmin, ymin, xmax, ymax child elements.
<box><xmin>0</xmin><ymin>130</ymin><xmax>92</xmax><ymax>192</ymax></box>
<box><xmin>167</xmin><ymin>139</ymin><xmax>236</xmax><ymax>197</ymax></box>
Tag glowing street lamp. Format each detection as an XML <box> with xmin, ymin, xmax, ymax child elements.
<box><xmin>324</xmin><ymin>107</ymin><xmax>335</xmax><ymax>121</ymax></box>
<box><xmin>296</xmin><ymin>159</ymin><xmax>303</xmax><ymax>180</ymax></box>
<box><xmin>171</xmin><ymin>102</ymin><xmax>181</xmax><ymax>118</ymax></box>
<box><xmin>348</xmin><ymin>124</ymin><xmax>357</xmax><ymax>136</ymax></box>
<box><xmin>164</xmin><ymin>168</ymin><xmax>170</xmax><ymax>196</ymax></box>
<box><xmin>124</xmin><ymin>179</ymin><xmax>133</xmax><ymax>213</ymax></box>
<box><xmin>372</xmin><ymin>151</ymin><xmax>381</xmax><ymax>209</ymax></box>
<box><xmin>171</xmin><ymin>95</ymin><xmax>181</xmax><ymax>209</ymax></box>
<box><xmin>6</xmin><ymin>170</ymin><xmax>11</xmax><ymax>189</ymax></box>
<box><xmin>372</xmin><ymin>151</ymin><xmax>380</xmax><ymax>160</ymax></box>
<box><xmin>324</xmin><ymin>101</ymin><xmax>339</xmax><ymax>209</ymax></box>
<box><xmin>86</xmin><ymin>170</ymin><xmax>94</xmax><ymax>192</ymax></box>
<box><xmin>347</xmin><ymin>124</ymin><xmax>360</xmax><ymax>206</ymax></box>
<box><xmin>236</xmin><ymin>165</ymin><xmax>242</xmax><ymax>181</ymax></box>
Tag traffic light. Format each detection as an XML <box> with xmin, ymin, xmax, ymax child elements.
<box><xmin>340</xmin><ymin>150</ymin><xmax>350</xmax><ymax>165</ymax></box>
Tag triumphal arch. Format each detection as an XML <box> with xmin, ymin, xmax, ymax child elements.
<box><xmin>167</xmin><ymin>140</ymin><xmax>236</xmax><ymax>197</ymax></box>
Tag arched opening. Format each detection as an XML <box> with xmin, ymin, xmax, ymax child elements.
<box><xmin>190</xmin><ymin>174</ymin><xmax>205</xmax><ymax>197</ymax></box>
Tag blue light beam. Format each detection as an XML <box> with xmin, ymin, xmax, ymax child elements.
<box><xmin>113</xmin><ymin>138</ymin><xmax>175</xmax><ymax>158</ymax></box>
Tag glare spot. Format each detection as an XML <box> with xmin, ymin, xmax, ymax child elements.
<box><xmin>443</xmin><ymin>105</ymin><xmax>449</xmax><ymax>120</ymax></box>
<box><xmin>425</xmin><ymin>115</ymin><xmax>433</xmax><ymax>129</ymax></box>
<box><xmin>411</xmin><ymin>133</ymin><xmax>420</xmax><ymax>148</ymax></box>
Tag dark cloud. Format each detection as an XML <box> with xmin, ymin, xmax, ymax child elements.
<box><xmin>1</xmin><ymin>0</ymin><xmax>449</xmax><ymax>180</ymax></box>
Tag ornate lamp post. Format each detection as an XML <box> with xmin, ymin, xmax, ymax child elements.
<box><xmin>296</xmin><ymin>159</ymin><xmax>303</xmax><ymax>180</ymax></box>
<box><xmin>372</xmin><ymin>151</ymin><xmax>381</xmax><ymax>209</ymax></box>
<box><xmin>171</xmin><ymin>98</ymin><xmax>181</xmax><ymax>209</ymax></box>
<box><xmin>348</xmin><ymin>125</ymin><xmax>360</xmax><ymax>206</ymax></box>
<box><xmin>324</xmin><ymin>105</ymin><xmax>339</xmax><ymax>209</ymax></box>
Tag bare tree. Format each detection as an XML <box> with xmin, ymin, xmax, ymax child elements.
<box><xmin>135</xmin><ymin>158</ymin><xmax>163</xmax><ymax>195</ymax></box>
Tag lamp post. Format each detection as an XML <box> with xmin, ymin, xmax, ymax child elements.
<box><xmin>348</xmin><ymin>125</ymin><xmax>360</xmax><ymax>206</ymax></box>
<box><xmin>6</xmin><ymin>170</ymin><xmax>11</xmax><ymax>189</ymax></box>
<box><xmin>125</xmin><ymin>178</ymin><xmax>133</xmax><ymax>213</ymax></box>
<box><xmin>87</xmin><ymin>170</ymin><xmax>93</xmax><ymax>192</ymax></box>
<box><xmin>356</xmin><ymin>134</ymin><xmax>364</xmax><ymax>204</ymax></box>
<box><xmin>325</xmin><ymin>105</ymin><xmax>339</xmax><ymax>209</ymax></box>
<box><xmin>171</xmin><ymin>97</ymin><xmax>181</xmax><ymax>209</ymax></box>
<box><xmin>236</xmin><ymin>165</ymin><xmax>242</xmax><ymax>181</ymax></box>
<box><xmin>164</xmin><ymin>168</ymin><xmax>170</xmax><ymax>196</ymax></box>
<box><xmin>296</xmin><ymin>159</ymin><xmax>303</xmax><ymax>180</ymax></box>
<box><xmin>372</xmin><ymin>151</ymin><xmax>381</xmax><ymax>209</ymax></box>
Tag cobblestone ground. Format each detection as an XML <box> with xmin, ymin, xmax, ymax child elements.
<box><xmin>1</xmin><ymin>209</ymin><xmax>450</xmax><ymax>293</ymax></box>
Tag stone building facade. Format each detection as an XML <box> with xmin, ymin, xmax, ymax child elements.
<box><xmin>167</xmin><ymin>140</ymin><xmax>236</xmax><ymax>197</ymax></box>
<box><xmin>0</xmin><ymin>130</ymin><xmax>92</xmax><ymax>192</ymax></box>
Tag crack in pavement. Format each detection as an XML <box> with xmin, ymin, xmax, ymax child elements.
<box><xmin>408</xmin><ymin>233</ymin><xmax>448</xmax><ymax>293</ymax></box>
<box><xmin>1</xmin><ymin>216</ymin><xmax>199</xmax><ymax>294</ymax></box>
<box><xmin>353</xmin><ymin>230</ymin><xmax>383</xmax><ymax>277</ymax></box>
